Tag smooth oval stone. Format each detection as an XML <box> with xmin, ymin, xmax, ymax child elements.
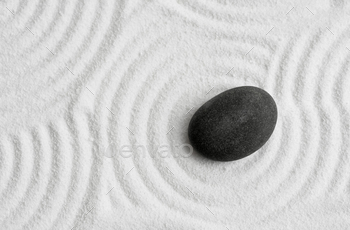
<box><xmin>188</xmin><ymin>86</ymin><xmax>277</xmax><ymax>161</ymax></box>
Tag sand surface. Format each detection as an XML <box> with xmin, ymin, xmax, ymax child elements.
<box><xmin>1</xmin><ymin>0</ymin><xmax>350</xmax><ymax>229</ymax></box>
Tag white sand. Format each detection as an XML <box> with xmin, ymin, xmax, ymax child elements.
<box><xmin>1</xmin><ymin>0</ymin><xmax>350</xmax><ymax>229</ymax></box>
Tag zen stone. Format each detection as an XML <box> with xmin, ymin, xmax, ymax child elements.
<box><xmin>188</xmin><ymin>86</ymin><xmax>277</xmax><ymax>161</ymax></box>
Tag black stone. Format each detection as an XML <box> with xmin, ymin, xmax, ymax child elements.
<box><xmin>188</xmin><ymin>86</ymin><xmax>277</xmax><ymax>161</ymax></box>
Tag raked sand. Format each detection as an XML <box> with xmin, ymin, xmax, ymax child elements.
<box><xmin>1</xmin><ymin>0</ymin><xmax>350</xmax><ymax>229</ymax></box>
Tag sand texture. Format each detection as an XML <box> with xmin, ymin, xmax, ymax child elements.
<box><xmin>1</xmin><ymin>0</ymin><xmax>350</xmax><ymax>229</ymax></box>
